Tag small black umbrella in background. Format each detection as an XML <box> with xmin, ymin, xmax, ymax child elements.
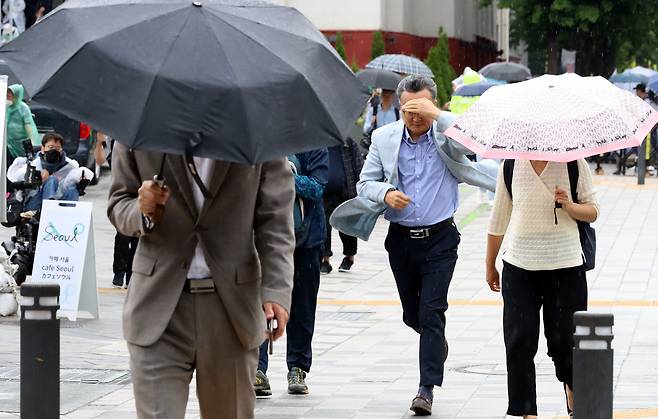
<box><xmin>453</xmin><ymin>80</ymin><xmax>498</xmax><ymax>97</ymax></box>
<box><xmin>479</xmin><ymin>62</ymin><xmax>531</xmax><ymax>82</ymax></box>
<box><xmin>0</xmin><ymin>0</ymin><xmax>370</xmax><ymax>165</ymax></box>
<box><xmin>356</xmin><ymin>69</ymin><xmax>402</xmax><ymax>91</ymax></box>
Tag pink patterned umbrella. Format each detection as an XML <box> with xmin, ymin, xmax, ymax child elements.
<box><xmin>444</xmin><ymin>73</ymin><xmax>658</xmax><ymax>162</ymax></box>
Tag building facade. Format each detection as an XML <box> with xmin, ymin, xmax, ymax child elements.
<box><xmin>271</xmin><ymin>0</ymin><xmax>509</xmax><ymax>73</ymax></box>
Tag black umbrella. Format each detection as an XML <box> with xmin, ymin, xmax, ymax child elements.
<box><xmin>479</xmin><ymin>62</ymin><xmax>531</xmax><ymax>82</ymax></box>
<box><xmin>0</xmin><ymin>59</ymin><xmax>22</xmax><ymax>86</ymax></box>
<box><xmin>356</xmin><ymin>69</ymin><xmax>402</xmax><ymax>91</ymax></box>
<box><xmin>453</xmin><ymin>80</ymin><xmax>498</xmax><ymax>97</ymax></box>
<box><xmin>0</xmin><ymin>0</ymin><xmax>369</xmax><ymax>164</ymax></box>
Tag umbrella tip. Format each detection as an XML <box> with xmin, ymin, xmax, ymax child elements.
<box><xmin>193</xmin><ymin>1</ymin><xmax>202</xmax><ymax>6</ymax></box>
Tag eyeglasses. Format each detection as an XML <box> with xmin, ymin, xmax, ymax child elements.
<box><xmin>44</xmin><ymin>144</ymin><xmax>62</xmax><ymax>151</ymax></box>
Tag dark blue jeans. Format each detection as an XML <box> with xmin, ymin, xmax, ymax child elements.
<box><xmin>258</xmin><ymin>246</ymin><xmax>322</xmax><ymax>374</ymax></box>
<box><xmin>385</xmin><ymin>221</ymin><xmax>460</xmax><ymax>387</ymax></box>
<box><xmin>25</xmin><ymin>176</ymin><xmax>79</xmax><ymax>211</ymax></box>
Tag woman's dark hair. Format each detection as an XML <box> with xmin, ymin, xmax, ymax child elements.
<box><xmin>41</xmin><ymin>133</ymin><xmax>64</xmax><ymax>147</ymax></box>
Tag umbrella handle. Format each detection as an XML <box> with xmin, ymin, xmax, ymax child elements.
<box><xmin>151</xmin><ymin>171</ymin><xmax>167</xmax><ymax>225</ymax></box>
<box><xmin>153</xmin><ymin>174</ymin><xmax>166</xmax><ymax>189</ymax></box>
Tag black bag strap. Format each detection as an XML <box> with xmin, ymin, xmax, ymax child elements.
<box><xmin>503</xmin><ymin>159</ymin><xmax>514</xmax><ymax>200</ymax></box>
<box><xmin>371</xmin><ymin>95</ymin><xmax>380</xmax><ymax>117</ymax></box>
<box><xmin>502</xmin><ymin>159</ymin><xmax>579</xmax><ymax>204</ymax></box>
<box><xmin>567</xmin><ymin>160</ymin><xmax>580</xmax><ymax>203</ymax></box>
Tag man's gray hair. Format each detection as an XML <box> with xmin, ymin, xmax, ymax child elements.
<box><xmin>396</xmin><ymin>75</ymin><xmax>437</xmax><ymax>100</ymax></box>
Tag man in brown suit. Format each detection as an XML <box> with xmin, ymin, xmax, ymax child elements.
<box><xmin>108</xmin><ymin>142</ymin><xmax>295</xmax><ymax>419</ymax></box>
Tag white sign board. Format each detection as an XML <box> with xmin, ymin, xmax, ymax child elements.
<box><xmin>31</xmin><ymin>200</ymin><xmax>98</xmax><ymax>320</ymax></box>
<box><xmin>0</xmin><ymin>75</ymin><xmax>7</xmax><ymax>223</ymax></box>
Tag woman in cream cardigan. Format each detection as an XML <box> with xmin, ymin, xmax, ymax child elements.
<box><xmin>485</xmin><ymin>159</ymin><xmax>599</xmax><ymax>419</ymax></box>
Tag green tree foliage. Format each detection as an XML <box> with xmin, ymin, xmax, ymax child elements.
<box><xmin>350</xmin><ymin>56</ymin><xmax>360</xmax><ymax>73</ymax></box>
<box><xmin>334</xmin><ymin>32</ymin><xmax>347</xmax><ymax>61</ymax></box>
<box><xmin>425</xmin><ymin>27</ymin><xmax>456</xmax><ymax>106</ymax></box>
<box><xmin>371</xmin><ymin>31</ymin><xmax>386</xmax><ymax>60</ymax></box>
<box><xmin>482</xmin><ymin>0</ymin><xmax>658</xmax><ymax>76</ymax></box>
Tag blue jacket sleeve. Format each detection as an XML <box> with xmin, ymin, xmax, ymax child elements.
<box><xmin>294</xmin><ymin>149</ymin><xmax>329</xmax><ymax>201</ymax></box>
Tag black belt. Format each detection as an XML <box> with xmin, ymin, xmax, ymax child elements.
<box><xmin>184</xmin><ymin>278</ymin><xmax>215</xmax><ymax>294</ymax></box>
<box><xmin>389</xmin><ymin>217</ymin><xmax>454</xmax><ymax>239</ymax></box>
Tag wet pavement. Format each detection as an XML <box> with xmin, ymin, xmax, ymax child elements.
<box><xmin>0</xmin><ymin>164</ymin><xmax>657</xmax><ymax>418</ymax></box>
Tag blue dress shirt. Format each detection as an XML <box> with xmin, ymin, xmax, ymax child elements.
<box><xmin>385</xmin><ymin>127</ymin><xmax>459</xmax><ymax>227</ymax></box>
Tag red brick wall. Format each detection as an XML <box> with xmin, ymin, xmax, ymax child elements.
<box><xmin>322</xmin><ymin>30</ymin><xmax>499</xmax><ymax>75</ymax></box>
<box><xmin>322</xmin><ymin>30</ymin><xmax>376</xmax><ymax>68</ymax></box>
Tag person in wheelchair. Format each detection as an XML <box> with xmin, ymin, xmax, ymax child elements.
<box><xmin>7</xmin><ymin>133</ymin><xmax>93</xmax><ymax>212</ymax></box>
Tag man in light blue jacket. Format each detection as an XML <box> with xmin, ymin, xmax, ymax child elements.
<box><xmin>331</xmin><ymin>75</ymin><xmax>496</xmax><ymax>416</ymax></box>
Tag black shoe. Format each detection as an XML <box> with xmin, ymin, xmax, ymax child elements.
<box><xmin>410</xmin><ymin>395</ymin><xmax>432</xmax><ymax>416</ymax></box>
<box><xmin>320</xmin><ymin>260</ymin><xmax>332</xmax><ymax>275</ymax></box>
<box><xmin>287</xmin><ymin>367</ymin><xmax>308</xmax><ymax>395</ymax></box>
<box><xmin>338</xmin><ymin>257</ymin><xmax>354</xmax><ymax>272</ymax></box>
<box><xmin>112</xmin><ymin>273</ymin><xmax>124</xmax><ymax>288</ymax></box>
<box><xmin>254</xmin><ymin>370</ymin><xmax>272</xmax><ymax>397</ymax></box>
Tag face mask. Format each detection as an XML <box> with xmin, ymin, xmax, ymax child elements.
<box><xmin>44</xmin><ymin>149</ymin><xmax>61</xmax><ymax>164</ymax></box>
<box><xmin>6</xmin><ymin>100</ymin><xmax>12</xmax><ymax>107</ymax></box>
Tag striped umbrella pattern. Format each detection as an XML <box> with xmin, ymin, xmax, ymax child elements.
<box><xmin>366</xmin><ymin>54</ymin><xmax>434</xmax><ymax>77</ymax></box>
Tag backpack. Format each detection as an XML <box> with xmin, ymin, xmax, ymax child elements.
<box><xmin>287</xmin><ymin>154</ymin><xmax>312</xmax><ymax>246</ymax></box>
<box><xmin>502</xmin><ymin>160</ymin><xmax>596</xmax><ymax>271</ymax></box>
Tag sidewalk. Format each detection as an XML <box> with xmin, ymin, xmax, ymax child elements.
<box><xmin>1</xmin><ymin>164</ymin><xmax>658</xmax><ymax>418</ymax></box>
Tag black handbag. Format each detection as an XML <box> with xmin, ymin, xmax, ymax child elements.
<box><xmin>567</xmin><ymin>162</ymin><xmax>596</xmax><ymax>271</ymax></box>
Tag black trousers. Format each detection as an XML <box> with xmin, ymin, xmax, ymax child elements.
<box><xmin>502</xmin><ymin>262</ymin><xmax>588</xmax><ymax>416</ymax></box>
<box><xmin>113</xmin><ymin>232</ymin><xmax>139</xmax><ymax>276</ymax></box>
<box><xmin>385</xmin><ymin>221</ymin><xmax>460</xmax><ymax>387</ymax></box>
<box><xmin>258</xmin><ymin>246</ymin><xmax>322</xmax><ymax>373</ymax></box>
<box><xmin>323</xmin><ymin>194</ymin><xmax>357</xmax><ymax>258</ymax></box>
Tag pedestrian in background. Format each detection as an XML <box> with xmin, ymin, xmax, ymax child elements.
<box><xmin>362</xmin><ymin>89</ymin><xmax>400</xmax><ymax>135</ymax></box>
<box><xmin>6</xmin><ymin>84</ymin><xmax>39</xmax><ymax>167</ymax></box>
<box><xmin>2</xmin><ymin>0</ymin><xmax>26</xmax><ymax>34</ymax></box>
<box><xmin>486</xmin><ymin>159</ymin><xmax>599</xmax><ymax>419</ymax></box>
<box><xmin>9</xmin><ymin>133</ymin><xmax>90</xmax><ymax>211</ymax></box>
<box><xmin>256</xmin><ymin>149</ymin><xmax>328</xmax><ymax>397</ymax></box>
<box><xmin>335</xmin><ymin>75</ymin><xmax>496</xmax><ymax>416</ymax></box>
<box><xmin>321</xmin><ymin>138</ymin><xmax>363</xmax><ymax>274</ymax></box>
<box><xmin>25</xmin><ymin>0</ymin><xmax>52</xmax><ymax>28</ymax></box>
<box><xmin>95</xmin><ymin>132</ymin><xmax>138</xmax><ymax>288</ymax></box>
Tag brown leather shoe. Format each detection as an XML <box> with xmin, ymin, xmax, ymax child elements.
<box><xmin>410</xmin><ymin>395</ymin><xmax>432</xmax><ymax>416</ymax></box>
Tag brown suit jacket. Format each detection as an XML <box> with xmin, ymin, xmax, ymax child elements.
<box><xmin>107</xmin><ymin>142</ymin><xmax>295</xmax><ymax>349</ymax></box>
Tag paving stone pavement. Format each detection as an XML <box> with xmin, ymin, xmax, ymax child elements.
<box><xmin>0</xmin><ymin>163</ymin><xmax>657</xmax><ymax>418</ymax></box>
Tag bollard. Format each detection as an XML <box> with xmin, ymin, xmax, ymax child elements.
<box><xmin>573</xmin><ymin>311</ymin><xmax>614</xmax><ymax>419</ymax></box>
<box><xmin>638</xmin><ymin>138</ymin><xmax>647</xmax><ymax>185</ymax></box>
<box><xmin>20</xmin><ymin>283</ymin><xmax>60</xmax><ymax>419</ymax></box>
